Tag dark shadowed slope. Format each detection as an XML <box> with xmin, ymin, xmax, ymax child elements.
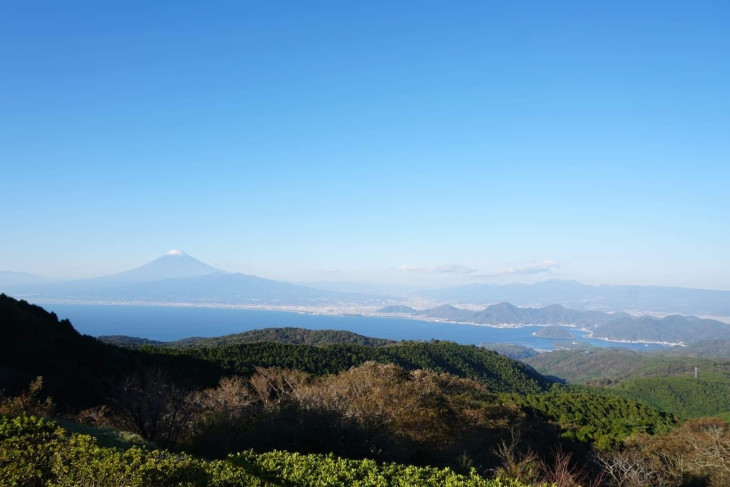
<box><xmin>0</xmin><ymin>294</ymin><xmax>221</xmax><ymax>408</ymax></box>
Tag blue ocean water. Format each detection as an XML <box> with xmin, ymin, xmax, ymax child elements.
<box><xmin>39</xmin><ymin>303</ymin><xmax>668</xmax><ymax>352</ymax></box>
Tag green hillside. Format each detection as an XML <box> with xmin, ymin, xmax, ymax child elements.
<box><xmin>524</xmin><ymin>347</ymin><xmax>730</xmax><ymax>383</ymax></box>
<box><xmin>166</xmin><ymin>340</ymin><xmax>553</xmax><ymax>394</ymax></box>
<box><xmin>613</xmin><ymin>376</ymin><xmax>730</xmax><ymax>418</ymax></box>
<box><xmin>101</xmin><ymin>327</ymin><xmax>395</xmax><ymax>349</ymax></box>
<box><xmin>523</xmin><ymin>347</ymin><xmax>730</xmax><ymax>420</ymax></box>
<box><xmin>505</xmin><ymin>390</ymin><xmax>677</xmax><ymax>450</ymax></box>
<box><xmin>663</xmin><ymin>339</ymin><xmax>730</xmax><ymax>358</ymax></box>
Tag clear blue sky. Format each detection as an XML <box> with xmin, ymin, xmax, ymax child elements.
<box><xmin>2</xmin><ymin>1</ymin><xmax>729</xmax><ymax>289</ymax></box>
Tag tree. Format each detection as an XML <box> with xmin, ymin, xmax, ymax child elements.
<box><xmin>116</xmin><ymin>367</ymin><xmax>200</xmax><ymax>447</ymax></box>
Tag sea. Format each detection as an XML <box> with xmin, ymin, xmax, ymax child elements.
<box><xmin>39</xmin><ymin>303</ymin><xmax>669</xmax><ymax>352</ymax></box>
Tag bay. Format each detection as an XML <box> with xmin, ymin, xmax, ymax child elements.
<box><xmin>39</xmin><ymin>302</ymin><xmax>669</xmax><ymax>351</ymax></box>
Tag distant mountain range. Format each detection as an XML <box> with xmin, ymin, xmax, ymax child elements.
<box><xmin>0</xmin><ymin>270</ymin><xmax>47</xmax><ymax>288</ymax></box>
<box><xmin>3</xmin><ymin>252</ymin><xmax>730</xmax><ymax>320</ymax></box>
<box><xmin>379</xmin><ymin>302</ymin><xmax>618</xmax><ymax>326</ymax></box>
<box><xmin>2</xmin><ymin>250</ymin><xmax>379</xmax><ymax>306</ymax></box>
<box><xmin>420</xmin><ymin>279</ymin><xmax>730</xmax><ymax>316</ymax></box>
<box><xmin>378</xmin><ymin>302</ymin><xmax>730</xmax><ymax>344</ymax></box>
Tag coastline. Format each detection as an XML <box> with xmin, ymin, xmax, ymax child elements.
<box><xmin>27</xmin><ymin>297</ymin><xmax>682</xmax><ymax>348</ymax></box>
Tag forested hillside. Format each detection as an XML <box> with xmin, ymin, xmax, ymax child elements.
<box><xmin>663</xmin><ymin>339</ymin><xmax>730</xmax><ymax>358</ymax></box>
<box><xmin>101</xmin><ymin>327</ymin><xmax>395</xmax><ymax>349</ymax></box>
<box><xmin>613</xmin><ymin>377</ymin><xmax>730</xmax><ymax>418</ymax></box>
<box><xmin>524</xmin><ymin>347</ymin><xmax>730</xmax><ymax>420</ymax></box>
<box><xmin>379</xmin><ymin>302</ymin><xmax>730</xmax><ymax>344</ymax></box>
<box><xmin>164</xmin><ymin>340</ymin><xmax>552</xmax><ymax>394</ymax></box>
<box><xmin>505</xmin><ymin>391</ymin><xmax>677</xmax><ymax>450</ymax></box>
<box><xmin>525</xmin><ymin>347</ymin><xmax>730</xmax><ymax>383</ymax></box>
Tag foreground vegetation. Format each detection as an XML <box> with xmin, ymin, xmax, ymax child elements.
<box><xmin>1</xmin><ymin>414</ymin><xmax>529</xmax><ymax>487</ymax></box>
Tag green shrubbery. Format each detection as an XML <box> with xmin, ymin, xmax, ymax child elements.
<box><xmin>231</xmin><ymin>450</ymin><xmax>532</xmax><ymax>486</ymax></box>
<box><xmin>0</xmin><ymin>414</ymin><xmax>533</xmax><ymax>487</ymax></box>
<box><xmin>506</xmin><ymin>390</ymin><xmax>677</xmax><ymax>450</ymax></box>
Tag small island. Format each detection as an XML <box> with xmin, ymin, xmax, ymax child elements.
<box><xmin>533</xmin><ymin>326</ymin><xmax>576</xmax><ymax>339</ymax></box>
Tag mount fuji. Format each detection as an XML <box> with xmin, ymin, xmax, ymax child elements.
<box><xmin>83</xmin><ymin>249</ymin><xmax>226</xmax><ymax>286</ymax></box>
<box><xmin>4</xmin><ymin>251</ymin><xmax>376</xmax><ymax>306</ymax></box>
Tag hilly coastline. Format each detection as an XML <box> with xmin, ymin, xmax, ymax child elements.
<box><xmin>378</xmin><ymin>302</ymin><xmax>730</xmax><ymax>345</ymax></box>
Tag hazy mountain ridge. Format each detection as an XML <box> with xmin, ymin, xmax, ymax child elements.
<box><xmin>592</xmin><ymin>314</ymin><xmax>730</xmax><ymax>343</ymax></box>
<box><xmin>4</xmin><ymin>251</ymin><xmax>381</xmax><ymax>306</ymax></box>
<box><xmin>380</xmin><ymin>301</ymin><xmax>625</xmax><ymax>326</ymax></box>
<box><xmin>4</xmin><ymin>253</ymin><xmax>730</xmax><ymax>320</ymax></box>
<box><xmin>378</xmin><ymin>305</ymin><xmax>418</xmax><ymax>313</ymax></box>
<box><xmin>6</xmin><ymin>251</ymin><xmax>224</xmax><ymax>295</ymax></box>
<box><xmin>422</xmin><ymin>279</ymin><xmax>730</xmax><ymax>316</ymax></box>
<box><xmin>72</xmin><ymin>272</ymin><xmax>365</xmax><ymax>305</ymax></box>
<box><xmin>0</xmin><ymin>271</ymin><xmax>48</xmax><ymax>288</ymax></box>
<box><xmin>378</xmin><ymin>302</ymin><xmax>730</xmax><ymax>344</ymax></box>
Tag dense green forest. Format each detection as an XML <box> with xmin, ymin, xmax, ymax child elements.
<box><xmin>2</xmin><ymin>294</ymin><xmax>730</xmax><ymax>486</ymax></box>
<box><xmin>524</xmin><ymin>347</ymin><xmax>730</xmax><ymax>421</ymax></box>
<box><xmin>505</xmin><ymin>390</ymin><xmax>677</xmax><ymax>450</ymax></box>
<box><xmin>160</xmin><ymin>340</ymin><xmax>553</xmax><ymax>394</ymax></box>
<box><xmin>662</xmin><ymin>340</ymin><xmax>730</xmax><ymax>358</ymax></box>
<box><xmin>613</xmin><ymin>376</ymin><xmax>730</xmax><ymax>418</ymax></box>
<box><xmin>525</xmin><ymin>347</ymin><xmax>730</xmax><ymax>384</ymax></box>
<box><xmin>101</xmin><ymin>327</ymin><xmax>395</xmax><ymax>349</ymax></box>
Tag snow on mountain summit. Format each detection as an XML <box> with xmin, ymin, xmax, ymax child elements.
<box><xmin>73</xmin><ymin>250</ymin><xmax>225</xmax><ymax>286</ymax></box>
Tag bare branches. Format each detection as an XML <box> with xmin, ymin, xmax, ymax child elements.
<box><xmin>116</xmin><ymin>367</ymin><xmax>201</xmax><ymax>447</ymax></box>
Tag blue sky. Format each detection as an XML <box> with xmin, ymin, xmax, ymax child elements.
<box><xmin>1</xmin><ymin>1</ymin><xmax>729</xmax><ymax>289</ymax></box>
